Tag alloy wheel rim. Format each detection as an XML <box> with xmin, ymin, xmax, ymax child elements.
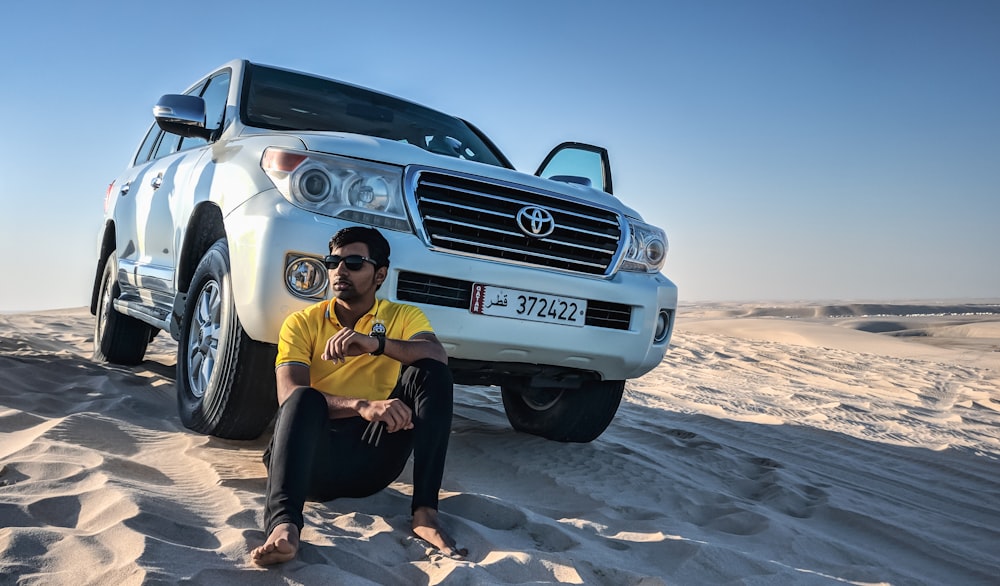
<box><xmin>97</xmin><ymin>270</ymin><xmax>113</xmax><ymax>342</ymax></box>
<box><xmin>521</xmin><ymin>387</ymin><xmax>564</xmax><ymax>411</ymax></box>
<box><xmin>187</xmin><ymin>280</ymin><xmax>221</xmax><ymax>399</ymax></box>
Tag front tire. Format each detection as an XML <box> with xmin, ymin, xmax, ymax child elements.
<box><xmin>93</xmin><ymin>252</ymin><xmax>152</xmax><ymax>365</ymax></box>
<box><xmin>176</xmin><ymin>240</ymin><xmax>277</xmax><ymax>439</ymax></box>
<box><xmin>501</xmin><ymin>378</ymin><xmax>625</xmax><ymax>442</ymax></box>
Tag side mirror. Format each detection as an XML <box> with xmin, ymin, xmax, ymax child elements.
<box><xmin>153</xmin><ymin>94</ymin><xmax>210</xmax><ymax>139</ymax></box>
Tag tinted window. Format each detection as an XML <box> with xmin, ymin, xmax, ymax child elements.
<box><xmin>202</xmin><ymin>71</ymin><xmax>230</xmax><ymax>132</ymax></box>
<box><xmin>242</xmin><ymin>64</ymin><xmax>505</xmax><ymax>167</ymax></box>
<box><xmin>181</xmin><ymin>71</ymin><xmax>231</xmax><ymax>150</ymax></box>
<box><xmin>153</xmin><ymin>131</ymin><xmax>182</xmax><ymax>160</ymax></box>
<box><xmin>134</xmin><ymin>125</ymin><xmax>160</xmax><ymax>166</ymax></box>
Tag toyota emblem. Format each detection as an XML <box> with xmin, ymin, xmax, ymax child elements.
<box><xmin>516</xmin><ymin>206</ymin><xmax>556</xmax><ymax>238</ymax></box>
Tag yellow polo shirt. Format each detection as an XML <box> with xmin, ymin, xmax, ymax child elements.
<box><xmin>275</xmin><ymin>298</ymin><xmax>434</xmax><ymax>401</ymax></box>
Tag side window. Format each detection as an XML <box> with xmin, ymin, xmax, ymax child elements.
<box><xmin>152</xmin><ymin>131</ymin><xmax>182</xmax><ymax>159</ymax></box>
<box><xmin>133</xmin><ymin>125</ymin><xmax>160</xmax><ymax>166</ymax></box>
<box><xmin>535</xmin><ymin>143</ymin><xmax>614</xmax><ymax>194</ymax></box>
<box><xmin>203</xmin><ymin>71</ymin><xmax>231</xmax><ymax>133</ymax></box>
<box><xmin>186</xmin><ymin>79</ymin><xmax>208</xmax><ymax>100</ymax></box>
<box><xmin>181</xmin><ymin>71</ymin><xmax>231</xmax><ymax>151</ymax></box>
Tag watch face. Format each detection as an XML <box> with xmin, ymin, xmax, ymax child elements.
<box><xmin>371</xmin><ymin>322</ymin><xmax>387</xmax><ymax>336</ymax></box>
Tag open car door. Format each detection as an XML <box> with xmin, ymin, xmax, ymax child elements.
<box><xmin>535</xmin><ymin>142</ymin><xmax>614</xmax><ymax>195</ymax></box>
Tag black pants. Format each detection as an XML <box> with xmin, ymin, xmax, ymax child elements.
<box><xmin>262</xmin><ymin>358</ymin><xmax>454</xmax><ymax>535</ymax></box>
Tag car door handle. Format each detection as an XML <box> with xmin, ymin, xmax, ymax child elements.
<box><xmin>119</xmin><ymin>182</ymin><xmax>130</xmax><ymax>196</ymax></box>
<box><xmin>150</xmin><ymin>174</ymin><xmax>163</xmax><ymax>189</ymax></box>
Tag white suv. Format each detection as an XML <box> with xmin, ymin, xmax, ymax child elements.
<box><xmin>91</xmin><ymin>60</ymin><xmax>677</xmax><ymax>442</ymax></box>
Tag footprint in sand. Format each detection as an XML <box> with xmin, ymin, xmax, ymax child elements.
<box><xmin>690</xmin><ymin>502</ymin><xmax>769</xmax><ymax>536</ymax></box>
<box><xmin>443</xmin><ymin>492</ymin><xmax>578</xmax><ymax>553</ymax></box>
<box><xmin>127</xmin><ymin>510</ymin><xmax>221</xmax><ymax>549</ymax></box>
<box><xmin>729</xmin><ymin>456</ymin><xmax>829</xmax><ymax>520</ymax></box>
<box><xmin>667</xmin><ymin>428</ymin><xmax>722</xmax><ymax>451</ymax></box>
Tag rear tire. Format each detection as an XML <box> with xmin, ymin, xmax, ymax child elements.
<box><xmin>176</xmin><ymin>240</ymin><xmax>277</xmax><ymax>439</ymax></box>
<box><xmin>93</xmin><ymin>252</ymin><xmax>152</xmax><ymax>365</ymax></box>
<box><xmin>501</xmin><ymin>378</ymin><xmax>625</xmax><ymax>442</ymax></box>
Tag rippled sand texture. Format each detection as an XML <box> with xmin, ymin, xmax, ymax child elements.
<box><xmin>1</xmin><ymin>304</ymin><xmax>998</xmax><ymax>584</ymax></box>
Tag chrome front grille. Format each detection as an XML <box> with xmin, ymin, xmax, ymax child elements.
<box><xmin>410</xmin><ymin>170</ymin><xmax>623</xmax><ymax>275</ymax></box>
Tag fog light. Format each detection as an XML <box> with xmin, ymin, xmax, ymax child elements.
<box><xmin>285</xmin><ymin>255</ymin><xmax>328</xmax><ymax>299</ymax></box>
<box><xmin>654</xmin><ymin>309</ymin><xmax>671</xmax><ymax>343</ymax></box>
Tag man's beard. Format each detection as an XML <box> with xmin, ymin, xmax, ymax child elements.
<box><xmin>332</xmin><ymin>277</ymin><xmax>371</xmax><ymax>302</ymax></box>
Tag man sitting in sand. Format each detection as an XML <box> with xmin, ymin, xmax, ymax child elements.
<box><xmin>251</xmin><ymin>226</ymin><xmax>466</xmax><ymax>566</ymax></box>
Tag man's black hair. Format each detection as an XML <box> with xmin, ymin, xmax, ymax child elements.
<box><xmin>329</xmin><ymin>226</ymin><xmax>391</xmax><ymax>268</ymax></box>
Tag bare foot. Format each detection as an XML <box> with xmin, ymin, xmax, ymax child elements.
<box><xmin>412</xmin><ymin>506</ymin><xmax>467</xmax><ymax>559</ymax></box>
<box><xmin>250</xmin><ymin>522</ymin><xmax>300</xmax><ymax>566</ymax></box>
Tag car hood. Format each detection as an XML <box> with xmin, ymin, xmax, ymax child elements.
<box><xmin>273</xmin><ymin>131</ymin><xmax>642</xmax><ymax>218</ymax></box>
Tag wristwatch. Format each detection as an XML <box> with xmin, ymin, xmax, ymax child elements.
<box><xmin>369</xmin><ymin>332</ymin><xmax>386</xmax><ymax>356</ymax></box>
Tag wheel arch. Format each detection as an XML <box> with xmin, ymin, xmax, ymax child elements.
<box><xmin>90</xmin><ymin>220</ymin><xmax>117</xmax><ymax>316</ymax></box>
<box><xmin>177</xmin><ymin>203</ymin><xmax>227</xmax><ymax>295</ymax></box>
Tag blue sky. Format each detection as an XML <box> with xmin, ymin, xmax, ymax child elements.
<box><xmin>1</xmin><ymin>0</ymin><xmax>997</xmax><ymax>312</ymax></box>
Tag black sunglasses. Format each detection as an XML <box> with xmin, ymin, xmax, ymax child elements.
<box><xmin>324</xmin><ymin>254</ymin><xmax>377</xmax><ymax>271</ymax></box>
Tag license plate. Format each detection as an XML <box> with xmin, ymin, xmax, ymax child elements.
<box><xmin>470</xmin><ymin>284</ymin><xmax>586</xmax><ymax>327</ymax></box>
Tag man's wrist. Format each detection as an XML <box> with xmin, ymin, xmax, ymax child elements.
<box><xmin>370</xmin><ymin>333</ymin><xmax>386</xmax><ymax>356</ymax></box>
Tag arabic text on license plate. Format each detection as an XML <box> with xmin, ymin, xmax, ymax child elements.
<box><xmin>470</xmin><ymin>284</ymin><xmax>586</xmax><ymax>327</ymax></box>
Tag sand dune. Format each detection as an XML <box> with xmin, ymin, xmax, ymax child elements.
<box><xmin>1</xmin><ymin>304</ymin><xmax>999</xmax><ymax>584</ymax></box>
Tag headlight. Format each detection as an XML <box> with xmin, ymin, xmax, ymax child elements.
<box><xmin>621</xmin><ymin>219</ymin><xmax>668</xmax><ymax>273</ymax></box>
<box><xmin>262</xmin><ymin>148</ymin><xmax>410</xmax><ymax>232</ymax></box>
<box><xmin>297</xmin><ymin>167</ymin><xmax>332</xmax><ymax>202</ymax></box>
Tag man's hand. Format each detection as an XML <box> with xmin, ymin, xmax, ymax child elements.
<box><xmin>357</xmin><ymin>398</ymin><xmax>414</xmax><ymax>433</ymax></box>
<box><xmin>321</xmin><ymin>327</ymin><xmax>378</xmax><ymax>362</ymax></box>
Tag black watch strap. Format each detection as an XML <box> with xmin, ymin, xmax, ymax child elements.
<box><xmin>370</xmin><ymin>333</ymin><xmax>386</xmax><ymax>356</ymax></box>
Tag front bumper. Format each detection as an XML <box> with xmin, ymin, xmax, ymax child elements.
<box><xmin>225</xmin><ymin>190</ymin><xmax>677</xmax><ymax>381</ymax></box>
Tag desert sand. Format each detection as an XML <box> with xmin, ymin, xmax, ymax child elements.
<box><xmin>1</xmin><ymin>302</ymin><xmax>999</xmax><ymax>584</ymax></box>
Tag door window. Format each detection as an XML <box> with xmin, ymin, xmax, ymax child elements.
<box><xmin>535</xmin><ymin>142</ymin><xmax>614</xmax><ymax>194</ymax></box>
<box><xmin>181</xmin><ymin>71</ymin><xmax>231</xmax><ymax>150</ymax></box>
<box><xmin>134</xmin><ymin>125</ymin><xmax>160</xmax><ymax>166</ymax></box>
<box><xmin>152</xmin><ymin>131</ymin><xmax>182</xmax><ymax>159</ymax></box>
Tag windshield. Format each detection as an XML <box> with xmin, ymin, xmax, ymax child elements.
<box><xmin>242</xmin><ymin>64</ymin><xmax>506</xmax><ymax>168</ymax></box>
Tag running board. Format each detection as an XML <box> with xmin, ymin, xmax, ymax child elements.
<box><xmin>113</xmin><ymin>298</ymin><xmax>172</xmax><ymax>332</ymax></box>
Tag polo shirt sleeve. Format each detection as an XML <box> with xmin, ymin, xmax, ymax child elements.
<box><xmin>399</xmin><ymin>304</ymin><xmax>435</xmax><ymax>339</ymax></box>
<box><xmin>275</xmin><ymin>310</ymin><xmax>315</xmax><ymax>369</ymax></box>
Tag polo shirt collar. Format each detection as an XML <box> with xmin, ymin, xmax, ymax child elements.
<box><xmin>324</xmin><ymin>298</ymin><xmax>384</xmax><ymax>327</ymax></box>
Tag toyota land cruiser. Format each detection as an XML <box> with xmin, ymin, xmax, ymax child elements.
<box><xmin>91</xmin><ymin>59</ymin><xmax>677</xmax><ymax>443</ymax></box>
